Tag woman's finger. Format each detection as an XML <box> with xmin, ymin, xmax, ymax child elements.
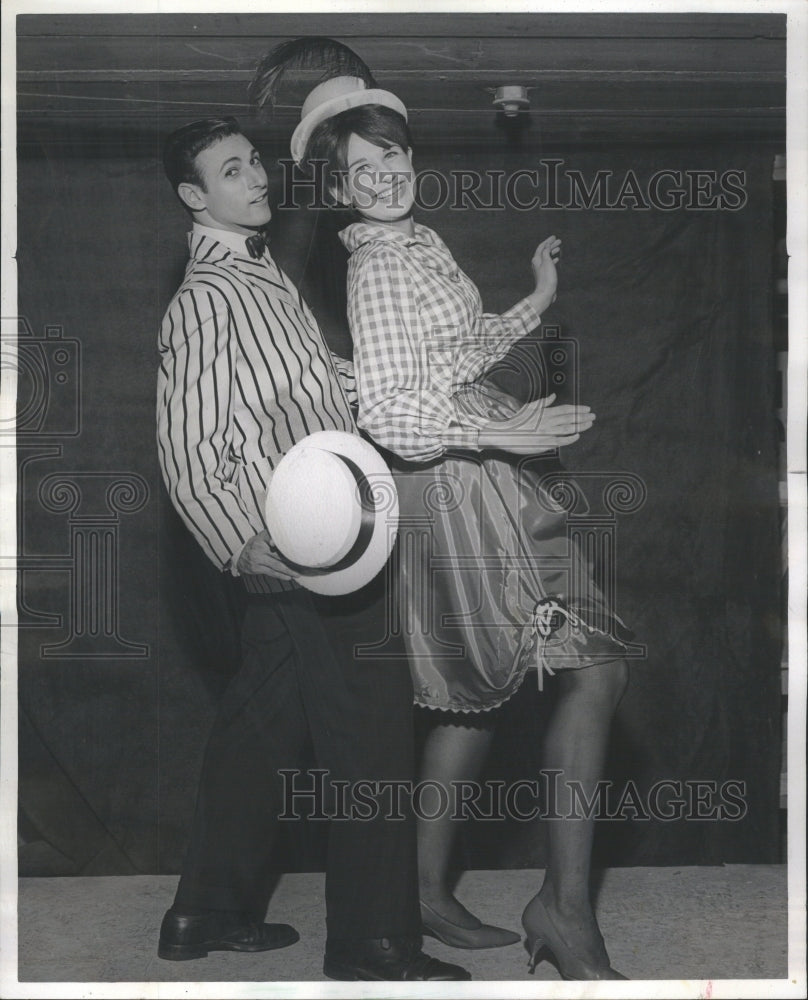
<box><xmin>542</xmin><ymin>403</ymin><xmax>592</xmax><ymax>416</ymax></box>
<box><xmin>540</xmin><ymin>416</ymin><xmax>594</xmax><ymax>435</ymax></box>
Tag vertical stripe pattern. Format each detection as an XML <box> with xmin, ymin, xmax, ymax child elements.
<box><xmin>157</xmin><ymin>230</ymin><xmax>357</xmax><ymax>593</ymax></box>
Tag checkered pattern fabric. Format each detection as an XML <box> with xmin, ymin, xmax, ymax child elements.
<box><xmin>341</xmin><ymin>222</ymin><xmax>542</xmax><ymax>462</ymax></box>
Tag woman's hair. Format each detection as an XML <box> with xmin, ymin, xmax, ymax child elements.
<box><xmin>163</xmin><ymin>116</ymin><xmax>243</xmax><ymax>194</ymax></box>
<box><xmin>304</xmin><ymin>104</ymin><xmax>412</xmax><ymax>201</ymax></box>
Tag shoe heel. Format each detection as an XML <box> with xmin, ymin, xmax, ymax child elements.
<box><xmin>158</xmin><ymin>942</ymin><xmax>209</xmax><ymax>961</ymax></box>
<box><xmin>322</xmin><ymin>958</ymin><xmax>360</xmax><ymax>981</ymax></box>
<box><xmin>526</xmin><ymin>937</ymin><xmax>548</xmax><ymax>975</ymax></box>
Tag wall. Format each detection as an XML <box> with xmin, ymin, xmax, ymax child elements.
<box><xmin>15</xmin><ymin>132</ymin><xmax>783</xmax><ymax>874</ymax></box>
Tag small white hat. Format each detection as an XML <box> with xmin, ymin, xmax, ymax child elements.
<box><xmin>264</xmin><ymin>430</ymin><xmax>398</xmax><ymax>595</ymax></box>
<box><xmin>290</xmin><ymin>75</ymin><xmax>408</xmax><ymax>164</ymax></box>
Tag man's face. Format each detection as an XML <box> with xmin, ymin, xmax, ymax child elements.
<box><xmin>187</xmin><ymin>133</ymin><xmax>272</xmax><ymax>233</ymax></box>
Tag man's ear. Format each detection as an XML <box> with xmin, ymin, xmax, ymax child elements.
<box><xmin>177</xmin><ymin>182</ymin><xmax>206</xmax><ymax>213</ymax></box>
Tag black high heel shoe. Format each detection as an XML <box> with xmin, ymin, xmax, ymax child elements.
<box><xmin>521</xmin><ymin>896</ymin><xmax>627</xmax><ymax>980</ymax></box>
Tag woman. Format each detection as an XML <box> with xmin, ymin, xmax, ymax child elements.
<box><xmin>296</xmin><ymin>98</ymin><xmax>633</xmax><ymax>980</ymax></box>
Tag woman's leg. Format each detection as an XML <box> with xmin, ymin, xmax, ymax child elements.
<box><xmin>524</xmin><ymin>657</ymin><xmax>629</xmax><ymax>972</ymax></box>
<box><xmin>417</xmin><ymin>713</ymin><xmax>496</xmax><ymax>926</ymax></box>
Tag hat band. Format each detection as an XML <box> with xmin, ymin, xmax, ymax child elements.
<box><xmin>281</xmin><ymin>454</ymin><xmax>378</xmax><ymax>576</ymax></box>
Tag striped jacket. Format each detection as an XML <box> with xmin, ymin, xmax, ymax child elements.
<box><xmin>157</xmin><ymin>224</ymin><xmax>357</xmax><ymax>593</ymax></box>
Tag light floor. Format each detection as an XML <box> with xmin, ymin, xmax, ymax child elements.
<box><xmin>11</xmin><ymin>865</ymin><xmax>790</xmax><ymax>990</ymax></box>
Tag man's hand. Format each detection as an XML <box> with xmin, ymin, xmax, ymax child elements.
<box><xmin>236</xmin><ymin>530</ymin><xmax>298</xmax><ymax>580</ymax></box>
<box><xmin>477</xmin><ymin>393</ymin><xmax>595</xmax><ymax>455</ymax></box>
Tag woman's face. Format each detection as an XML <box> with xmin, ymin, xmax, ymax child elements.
<box><xmin>341</xmin><ymin>133</ymin><xmax>414</xmax><ymax>224</ymax></box>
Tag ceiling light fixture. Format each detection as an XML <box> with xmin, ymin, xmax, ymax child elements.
<box><xmin>493</xmin><ymin>86</ymin><xmax>530</xmax><ymax>117</ymax></box>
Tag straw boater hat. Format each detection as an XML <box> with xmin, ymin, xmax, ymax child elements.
<box><xmin>249</xmin><ymin>36</ymin><xmax>408</xmax><ymax>163</ymax></box>
<box><xmin>264</xmin><ymin>431</ymin><xmax>399</xmax><ymax>596</ymax></box>
<box><xmin>290</xmin><ymin>76</ymin><xmax>407</xmax><ymax>164</ymax></box>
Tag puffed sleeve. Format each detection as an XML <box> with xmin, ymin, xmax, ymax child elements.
<box><xmin>451</xmin><ymin>296</ymin><xmax>543</xmax><ymax>390</ymax></box>
<box><xmin>347</xmin><ymin>247</ymin><xmax>483</xmax><ymax>463</ymax></box>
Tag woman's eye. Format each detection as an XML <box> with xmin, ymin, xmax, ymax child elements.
<box><xmin>225</xmin><ymin>168</ymin><xmax>238</xmax><ymax>177</ymax></box>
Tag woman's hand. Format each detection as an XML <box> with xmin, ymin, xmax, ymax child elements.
<box><xmin>477</xmin><ymin>393</ymin><xmax>594</xmax><ymax>455</ymax></box>
<box><xmin>528</xmin><ymin>235</ymin><xmax>562</xmax><ymax>315</ymax></box>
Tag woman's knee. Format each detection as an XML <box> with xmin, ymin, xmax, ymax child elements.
<box><xmin>605</xmin><ymin>658</ymin><xmax>630</xmax><ymax>703</ymax></box>
<box><xmin>564</xmin><ymin>657</ymin><xmax>629</xmax><ymax>704</ymax></box>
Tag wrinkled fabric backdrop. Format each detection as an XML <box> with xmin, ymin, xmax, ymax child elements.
<box><xmin>15</xmin><ymin>138</ymin><xmax>782</xmax><ymax>875</ymax></box>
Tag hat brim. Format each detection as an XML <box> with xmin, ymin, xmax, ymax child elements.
<box><xmin>291</xmin><ymin>89</ymin><xmax>409</xmax><ymax>164</ymax></box>
<box><xmin>265</xmin><ymin>430</ymin><xmax>398</xmax><ymax>596</ymax></box>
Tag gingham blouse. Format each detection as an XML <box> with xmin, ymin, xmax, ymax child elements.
<box><xmin>340</xmin><ymin>221</ymin><xmax>542</xmax><ymax>462</ymax></box>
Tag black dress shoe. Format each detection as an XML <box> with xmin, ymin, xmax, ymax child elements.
<box><xmin>323</xmin><ymin>936</ymin><xmax>471</xmax><ymax>981</ymax></box>
<box><xmin>158</xmin><ymin>908</ymin><xmax>299</xmax><ymax>961</ymax></box>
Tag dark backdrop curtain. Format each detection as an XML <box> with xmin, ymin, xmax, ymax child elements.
<box><xmin>16</xmin><ymin>139</ymin><xmax>782</xmax><ymax>874</ymax></box>
<box><xmin>414</xmin><ymin>144</ymin><xmax>783</xmax><ymax>866</ymax></box>
<box><xmin>293</xmin><ymin>143</ymin><xmax>783</xmax><ymax>866</ymax></box>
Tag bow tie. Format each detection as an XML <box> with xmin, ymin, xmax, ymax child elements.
<box><xmin>245</xmin><ymin>229</ymin><xmax>269</xmax><ymax>260</ymax></box>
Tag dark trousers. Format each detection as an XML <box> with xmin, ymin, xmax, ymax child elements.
<box><xmin>173</xmin><ymin>587</ymin><xmax>420</xmax><ymax>942</ymax></box>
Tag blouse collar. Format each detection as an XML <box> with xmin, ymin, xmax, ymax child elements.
<box><xmin>339</xmin><ymin>220</ymin><xmax>442</xmax><ymax>254</ymax></box>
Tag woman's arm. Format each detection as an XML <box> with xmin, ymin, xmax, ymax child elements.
<box><xmin>454</xmin><ymin>235</ymin><xmax>561</xmax><ymax>389</ymax></box>
<box><xmin>348</xmin><ymin>245</ymin><xmax>592</xmax><ymax>462</ymax></box>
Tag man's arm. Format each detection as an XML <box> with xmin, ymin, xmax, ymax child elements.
<box><xmin>157</xmin><ymin>285</ymin><xmax>268</xmax><ymax>572</ymax></box>
<box><xmin>330</xmin><ymin>353</ymin><xmax>359</xmax><ymax>408</ymax></box>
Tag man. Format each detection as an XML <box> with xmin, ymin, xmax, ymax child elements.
<box><xmin>156</xmin><ymin>116</ymin><xmax>469</xmax><ymax>982</ymax></box>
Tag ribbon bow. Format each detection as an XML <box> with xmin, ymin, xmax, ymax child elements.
<box><xmin>245</xmin><ymin>230</ymin><xmax>269</xmax><ymax>260</ymax></box>
<box><xmin>529</xmin><ymin>597</ymin><xmax>583</xmax><ymax>691</ymax></box>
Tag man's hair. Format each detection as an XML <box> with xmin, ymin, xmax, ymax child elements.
<box><xmin>162</xmin><ymin>116</ymin><xmax>243</xmax><ymax>195</ymax></box>
<box><xmin>304</xmin><ymin>104</ymin><xmax>412</xmax><ymax>201</ymax></box>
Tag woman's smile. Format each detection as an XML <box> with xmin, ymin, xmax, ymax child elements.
<box><xmin>345</xmin><ymin>133</ymin><xmax>415</xmax><ymax>226</ymax></box>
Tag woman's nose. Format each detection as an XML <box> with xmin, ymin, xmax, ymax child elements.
<box><xmin>369</xmin><ymin>152</ymin><xmax>390</xmax><ymax>174</ymax></box>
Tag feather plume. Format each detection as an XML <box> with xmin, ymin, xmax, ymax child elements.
<box><xmin>249</xmin><ymin>37</ymin><xmax>377</xmax><ymax>110</ymax></box>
